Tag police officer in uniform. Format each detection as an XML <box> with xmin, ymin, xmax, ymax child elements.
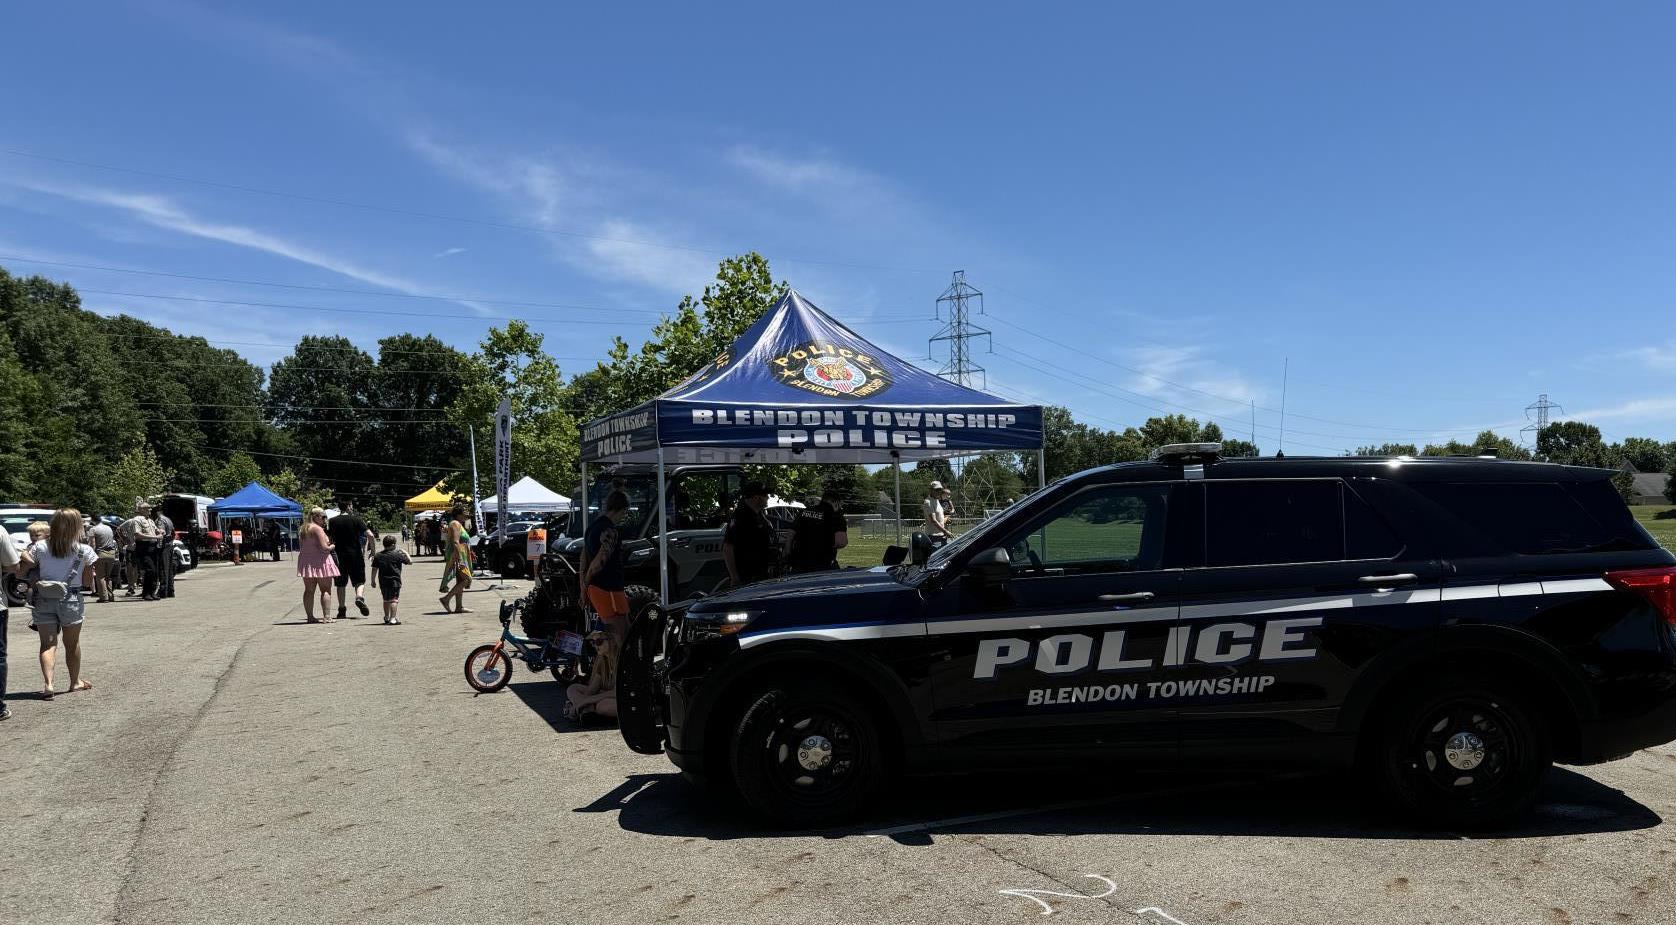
<box><xmin>722</xmin><ymin>482</ymin><xmax>777</xmax><ymax>588</ymax></box>
<box><xmin>788</xmin><ymin>486</ymin><xmax>849</xmax><ymax>573</ymax></box>
<box><xmin>153</xmin><ymin>507</ymin><xmax>176</xmax><ymax>599</ymax></box>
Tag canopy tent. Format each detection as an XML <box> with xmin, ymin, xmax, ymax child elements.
<box><xmin>578</xmin><ymin>290</ymin><xmax>1044</xmax><ymax>606</ymax></box>
<box><xmin>582</xmin><ymin>290</ymin><xmax>1041</xmax><ymax>467</ymax></box>
<box><xmin>477</xmin><ymin>475</ymin><xmax>571</xmax><ymax>515</ymax></box>
<box><xmin>404</xmin><ymin>481</ymin><xmax>454</xmax><ymax>512</ymax></box>
<box><xmin>208</xmin><ymin>482</ymin><xmax>301</xmax><ymax>518</ymax></box>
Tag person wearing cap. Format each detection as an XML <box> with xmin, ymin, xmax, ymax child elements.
<box><xmin>924</xmin><ymin>481</ymin><xmax>952</xmax><ymax>539</ymax></box>
<box><xmin>124</xmin><ymin>501</ymin><xmax>164</xmax><ymax>600</ymax></box>
<box><xmin>723</xmin><ymin>482</ymin><xmax>777</xmax><ymax>588</ymax></box>
<box><xmin>788</xmin><ymin>485</ymin><xmax>849</xmax><ymax>573</ymax></box>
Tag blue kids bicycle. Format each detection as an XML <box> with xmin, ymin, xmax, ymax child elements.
<box><xmin>463</xmin><ymin>599</ymin><xmax>592</xmax><ymax>692</ymax></box>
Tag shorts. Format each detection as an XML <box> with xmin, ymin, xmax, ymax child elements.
<box><xmin>586</xmin><ymin>586</ymin><xmax>629</xmax><ymax>621</ymax></box>
<box><xmin>379</xmin><ymin>579</ymin><xmax>402</xmax><ymax>601</ymax></box>
<box><xmin>333</xmin><ymin>551</ymin><xmax>367</xmax><ymax>588</ymax></box>
<box><xmin>32</xmin><ymin>594</ymin><xmax>86</xmax><ymax>628</ymax></box>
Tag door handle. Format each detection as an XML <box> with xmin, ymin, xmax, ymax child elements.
<box><xmin>1358</xmin><ymin>573</ymin><xmax>1418</xmax><ymax>584</ymax></box>
<box><xmin>668</xmin><ymin>537</ymin><xmax>690</xmax><ymax>548</ymax></box>
<box><xmin>1098</xmin><ymin>591</ymin><xmax>1155</xmax><ymax>604</ymax></box>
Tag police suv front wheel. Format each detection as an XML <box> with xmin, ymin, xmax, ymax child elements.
<box><xmin>1371</xmin><ymin>677</ymin><xmax>1551</xmax><ymax>830</ymax></box>
<box><xmin>729</xmin><ymin>680</ymin><xmax>884</xmax><ymax>827</ymax></box>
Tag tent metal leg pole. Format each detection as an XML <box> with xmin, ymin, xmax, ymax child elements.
<box><xmin>893</xmin><ymin>461</ymin><xmax>902</xmax><ymax>545</ymax></box>
<box><xmin>1038</xmin><ymin>449</ymin><xmax>1046</xmax><ymax>490</ymax></box>
<box><xmin>579</xmin><ymin>461</ymin><xmax>589</xmax><ymax>578</ymax></box>
<box><xmin>656</xmin><ymin>449</ymin><xmax>669</xmax><ymax>609</ymax></box>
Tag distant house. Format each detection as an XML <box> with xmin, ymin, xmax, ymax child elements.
<box><xmin>1619</xmin><ymin>460</ymin><xmax>1672</xmax><ymax>505</ymax></box>
<box><xmin>1631</xmin><ymin>471</ymin><xmax>1671</xmax><ymax>505</ymax></box>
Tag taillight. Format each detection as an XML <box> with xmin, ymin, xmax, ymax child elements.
<box><xmin>1605</xmin><ymin>567</ymin><xmax>1676</xmax><ymax>626</ymax></box>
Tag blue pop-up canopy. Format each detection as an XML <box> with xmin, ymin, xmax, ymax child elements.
<box><xmin>208</xmin><ymin>481</ymin><xmax>302</xmax><ymax>518</ymax></box>
<box><xmin>579</xmin><ymin>290</ymin><xmax>1045</xmax><ymax>608</ymax></box>
<box><xmin>581</xmin><ymin>290</ymin><xmax>1042</xmax><ymax>466</ymax></box>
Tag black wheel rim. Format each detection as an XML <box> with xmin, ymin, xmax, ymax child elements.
<box><xmin>1403</xmin><ymin>695</ymin><xmax>1519</xmax><ymax>800</ymax></box>
<box><xmin>758</xmin><ymin>701</ymin><xmax>863</xmax><ymax>805</ymax></box>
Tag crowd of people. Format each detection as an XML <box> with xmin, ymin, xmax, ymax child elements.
<box><xmin>0</xmin><ymin>501</ymin><xmax>184</xmax><ymax>720</ymax></box>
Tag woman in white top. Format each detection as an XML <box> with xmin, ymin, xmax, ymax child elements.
<box><xmin>20</xmin><ymin>508</ymin><xmax>97</xmax><ymax>699</ymax></box>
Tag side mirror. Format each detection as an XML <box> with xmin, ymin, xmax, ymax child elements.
<box><xmin>881</xmin><ymin>545</ymin><xmax>908</xmax><ymax>566</ymax></box>
<box><xmin>966</xmin><ymin>547</ymin><xmax>1012</xmax><ymax>585</ymax></box>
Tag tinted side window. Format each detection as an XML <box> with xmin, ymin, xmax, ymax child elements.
<box><xmin>1207</xmin><ymin>480</ymin><xmax>1343</xmax><ymax>567</ymax></box>
<box><xmin>1345</xmin><ymin>482</ymin><xmax>1404</xmax><ymax>560</ymax></box>
<box><xmin>1410</xmin><ymin>481</ymin><xmax>1647</xmax><ymax>555</ymax></box>
<box><xmin>1007</xmin><ymin>484</ymin><xmax>1170</xmax><ymax>572</ymax></box>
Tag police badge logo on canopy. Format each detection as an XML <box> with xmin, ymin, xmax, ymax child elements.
<box><xmin>769</xmin><ymin>341</ymin><xmax>893</xmax><ymax>400</ymax></box>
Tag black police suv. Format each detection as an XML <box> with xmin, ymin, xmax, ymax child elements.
<box><xmin>620</xmin><ymin>445</ymin><xmax>1676</xmax><ymax>828</ymax></box>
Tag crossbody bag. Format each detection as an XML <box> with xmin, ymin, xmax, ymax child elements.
<box><xmin>35</xmin><ymin>548</ymin><xmax>86</xmax><ymax>602</ymax></box>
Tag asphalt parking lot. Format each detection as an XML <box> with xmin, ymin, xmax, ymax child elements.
<box><xmin>4</xmin><ymin>558</ymin><xmax>1675</xmax><ymax>925</ymax></box>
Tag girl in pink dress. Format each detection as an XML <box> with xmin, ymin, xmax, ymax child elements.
<box><xmin>296</xmin><ymin>508</ymin><xmax>340</xmax><ymax>623</ymax></box>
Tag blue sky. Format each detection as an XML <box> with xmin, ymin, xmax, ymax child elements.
<box><xmin>4</xmin><ymin>1</ymin><xmax>1674</xmax><ymax>454</ymax></box>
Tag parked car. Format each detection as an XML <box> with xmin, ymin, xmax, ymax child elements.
<box><xmin>622</xmin><ymin>445</ymin><xmax>1676</xmax><ymax>829</ymax></box>
<box><xmin>3</xmin><ymin>507</ymin><xmax>56</xmax><ymax>607</ymax></box>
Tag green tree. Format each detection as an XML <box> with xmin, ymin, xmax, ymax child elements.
<box><xmin>452</xmin><ymin>320</ymin><xmax>576</xmax><ymax>496</ymax></box>
<box><xmin>1535</xmin><ymin>421</ymin><xmax>1610</xmax><ymax>467</ymax></box>
<box><xmin>101</xmin><ymin>446</ymin><xmax>171</xmax><ymax>514</ymax></box>
<box><xmin>1220</xmin><ymin>438</ymin><xmax>1261</xmax><ymax>458</ymax></box>
<box><xmin>1355</xmin><ymin>443</ymin><xmax>1420</xmax><ymax>456</ymax></box>
<box><xmin>1614</xmin><ymin>437</ymin><xmax>1668</xmax><ymax>473</ymax></box>
<box><xmin>1421</xmin><ymin>431</ymin><xmax>1532</xmax><ymax>461</ymax></box>
<box><xmin>206</xmin><ymin>452</ymin><xmax>264</xmax><ymax>498</ymax></box>
<box><xmin>581</xmin><ymin>252</ymin><xmax>787</xmax><ymax>417</ymax></box>
<box><xmin>268</xmin><ymin>467</ymin><xmax>334</xmax><ymax>516</ymax></box>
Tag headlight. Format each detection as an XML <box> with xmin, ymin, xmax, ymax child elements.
<box><xmin>684</xmin><ymin>608</ymin><xmax>762</xmax><ymax>638</ymax></box>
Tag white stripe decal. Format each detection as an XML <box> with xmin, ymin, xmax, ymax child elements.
<box><xmin>1541</xmin><ymin>577</ymin><xmax>1612</xmax><ymax>595</ymax></box>
<box><xmin>737</xmin><ymin>622</ymin><xmax>927</xmax><ymax>650</ymax></box>
<box><xmin>732</xmin><ymin>576</ymin><xmax>1609</xmax><ymax>647</ymax></box>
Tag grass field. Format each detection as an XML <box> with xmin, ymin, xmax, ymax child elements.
<box><xmin>1633</xmin><ymin>505</ymin><xmax>1676</xmax><ymax>551</ymax></box>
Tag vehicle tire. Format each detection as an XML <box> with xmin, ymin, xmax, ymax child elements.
<box><xmin>617</xmin><ymin>601</ymin><xmax>667</xmax><ymax>755</ymax></box>
<box><xmin>728</xmin><ymin>679</ymin><xmax>884</xmax><ymax>827</ymax></box>
<box><xmin>624</xmin><ymin>584</ymin><xmax>659</xmax><ymax>620</ymax></box>
<box><xmin>4</xmin><ymin>573</ymin><xmax>26</xmax><ymax>608</ymax></box>
<box><xmin>464</xmin><ymin>644</ymin><xmax>514</xmax><ymax>692</ymax></box>
<box><xmin>500</xmin><ymin>549</ymin><xmax>526</xmax><ymax>579</ymax></box>
<box><xmin>1368</xmin><ymin>675</ymin><xmax>1551</xmax><ymax>830</ymax></box>
<box><xmin>550</xmin><ymin>662</ymin><xmax>580</xmax><ymax>684</ymax></box>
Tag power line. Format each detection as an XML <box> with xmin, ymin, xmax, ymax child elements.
<box><xmin>199</xmin><ymin>446</ymin><xmax>462</xmax><ymax>471</ymax></box>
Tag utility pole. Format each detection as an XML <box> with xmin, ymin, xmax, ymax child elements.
<box><xmin>1521</xmin><ymin>393</ymin><xmax>1562</xmax><ymax>448</ymax></box>
<box><xmin>930</xmin><ymin>271</ymin><xmax>1001</xmax><ymax>517</ymax></box>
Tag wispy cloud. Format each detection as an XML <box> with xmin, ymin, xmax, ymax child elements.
<box><xmin>1617</xmin><ymin>343</ymin><xmax>1676</xmax><ymax>372</ymax></box>
<box><xmin>581</xmin><ymin>220</ymin><xmax>719</xmax><ymax>293</ymax></box>
<box><xmin>432</xmin><ymin>246</ymin><xmax>468</xmax><ymax>259</ymax></box>
<box><xmin>12</xmin><ymin>179</ymin><xmax>488</xmax><ymax>314</ymax></box>
<box><xmin>725</xmin><ymin>146</ymin><xmax>876</xmax><ymax>194</ymax></box>
<box><xmin>1122</xmin><ymin>344</ymin><xmax>1263</xmax><ymax>412</ymax></box>
<box><xmin>407</xmin><ymin>132</ymin><xmax>567</xmax><ymax>227</ymax></box>
<box><xmin>1562</xmin><ymin>396</ymin><xmax>1676</xmax><ymax>423</ymax></box>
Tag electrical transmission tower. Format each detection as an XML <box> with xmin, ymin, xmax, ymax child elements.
<box><xmin>929</xmin><ymin>271</ymin><xmax>1004</xmax><ymax>518</ymax></box>
<box><xmin>1521</xmin><ymin>393</ymin><xmax>1562</xmax><ymax>447</ymax></box>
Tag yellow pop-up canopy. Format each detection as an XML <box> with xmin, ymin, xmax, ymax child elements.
<box><xmin>404</xmin><ymin>481</ymin><xmax>454</xmax><ymax>512</ymax></box>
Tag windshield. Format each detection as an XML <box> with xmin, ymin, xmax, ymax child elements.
<box><xmin>921</xmin><ymin>480</ymin><xmax>1055</xmax><ymax>571</ymax></box>
<box><xmin>2</xmin><ymin>514</ymin><xmax>50</xmax><ymax>539</ymax></box>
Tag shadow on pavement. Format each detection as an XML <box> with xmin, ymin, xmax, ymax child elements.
<box><xmin>590</xmin><ymin>765</ymin><xmax>1660</xmax><ymax>845</ymax></box>
<box><xmin>506</xmin><ymin>680</ymin><xmax>601</xmax><ymax>735</ymax></box>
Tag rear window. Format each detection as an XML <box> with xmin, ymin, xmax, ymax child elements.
<box><xmin>1410</xmin><ymin>481</ymin><xmax>1651</xmax><ymax>555</ymax></box>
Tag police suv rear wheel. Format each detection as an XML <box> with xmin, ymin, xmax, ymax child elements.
<box><xmin>1373</xmin><ymin>677</ymin><xmax>1551</xmax><ymax>829</ymax></box>
<box><xmin>729</xmin><ymin>681</ymin><xmax>883</xmax><ymax>827</ymax></box>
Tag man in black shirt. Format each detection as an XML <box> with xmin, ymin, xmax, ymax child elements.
<box><xmin>722</xmin><ymin>482</ymin><xmax>776</xmax><ymax>588</ymax></box>
<box><xmin>788</xmin><ymin>486</ymin><xmax>849</xmax><ymax>573</ymax></box>
<box><xmin>327</xmin><ymin>503</ymin><xmax>375</xmax><ymax>618</ymax></box>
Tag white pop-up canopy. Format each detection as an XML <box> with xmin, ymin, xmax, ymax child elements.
<box><xmin>477</xmin><ymin>475</ymin><xmax>572</xmax><ymax>515</ymax></box>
